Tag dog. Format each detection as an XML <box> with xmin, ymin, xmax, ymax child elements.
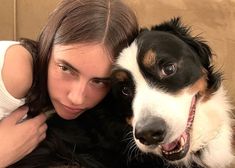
<box><xmin>111</xmin><ymin>17</ymin><xmax>234</xmax><ymax>168</ymax></box>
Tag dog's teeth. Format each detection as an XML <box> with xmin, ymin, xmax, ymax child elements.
<box><xmin>163</xmin><ymin>146</ymin><xmax>183</xmax><ymax>155</ymax></box>
<box><xmin>176</xmin><ymin>146</ymin><xmax>183</xmax><ymax>153</ymax></box>
<box><xmin>162</xmin><ymin>150</ymin><xmax>168</xmax><ymax>154</ymax></box>
<box><xmin>180</xmin><ymin>136</ymin><xmax>185</xmax><ymax>146</ymax></box>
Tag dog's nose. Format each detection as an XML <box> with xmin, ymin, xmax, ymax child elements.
<box><xmin>134</xmin><ymin>117</ymin><xmax>166</xmax><ymax>146</ymax></box>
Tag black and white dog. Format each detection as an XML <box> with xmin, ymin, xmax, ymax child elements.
<box><xmin>111</xmin><ymin>17</ymin><xmax>234</xmax><ymax>168</ymax></box>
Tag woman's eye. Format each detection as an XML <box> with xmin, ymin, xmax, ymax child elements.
<box><xmin>161</xmin><ymin>63</ymin><xmax>177</xmax><ymax>76</ymax></box>
<box><xmin>59</xmin><ymin>64</ymin><xmax>69</xmax><ymax>72</ymax></box>
<box><xmin>58</xmin><ymin>64</ymin><xmax>74</xmax><ymax>75</ymax></box>
<box><xmin>91</xmin><ymin>79</ymin><xmax>110</xmax><ymax>88</ymax></box>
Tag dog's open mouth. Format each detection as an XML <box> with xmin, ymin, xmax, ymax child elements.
<box><xmin>161</xmin><ymin>130</ymin><xmax>190</xmax><ymax>161</ymax></box>
<box><xmin>160</xmin><ymin>94</ymin><xmax>198</xmax><ymax>161</ymax></box>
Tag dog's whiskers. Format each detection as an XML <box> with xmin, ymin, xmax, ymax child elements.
<box><xmin>122</xmin><ymin>131</ymin><xmax>144</xmax><ymax>164</ymax></box>
<box><xmin>122</xmin><ymin>130</ymin><xmax>134</xmax><ymax>142</ymax></box>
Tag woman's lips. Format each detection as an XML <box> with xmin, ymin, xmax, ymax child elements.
<box><xmin>62</xmin><ymin>104</ymin><xmax>85</xmax><ymax>114</ymax></box>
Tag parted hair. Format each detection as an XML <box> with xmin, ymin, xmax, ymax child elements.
<box><xmin>25</xmin><ymin>0</ymin><xmax>139</xmax><ymax>116</ymax></box>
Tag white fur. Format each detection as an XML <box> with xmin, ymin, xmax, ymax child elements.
<box><xmin>117</xmin><ymin>41</ymin><xmax>234</xmax><ymax>168</ymax></box>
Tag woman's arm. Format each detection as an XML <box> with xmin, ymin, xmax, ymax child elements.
<box><xmin>0</xmin><ymin>42</ymin><xmax>48</xmax><ymax>167</ymax></box>
<box><xmin>2</xmin><ymin>44</ymin><xmax>33</xmax><ymax>99</ymax></box>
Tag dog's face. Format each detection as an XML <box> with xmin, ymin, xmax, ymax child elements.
<box><xmin>111</xmin><ymin>18</ymin><xmax>221</xmax><ymax>163</ymax></box>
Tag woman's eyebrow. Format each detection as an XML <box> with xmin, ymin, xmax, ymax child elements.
<box><xmin>58</xmin><ymin>59</ymin><xmax>79</xmax><ymax>73</ymax></box>
<box><xmin>93</xmin><ymin>77</ymin><xmax>111</xmax><ymax>81</ymax></box>
<box><xmin>58</xmin><ymin>59</ymin><xmax>111</xmax><ymax>80</ymax></box>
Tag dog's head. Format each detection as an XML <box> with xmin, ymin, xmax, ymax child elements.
<box><xmin>111</xmin><ymin>17</ymin><xmax>222</xmax><ymax>163</ymax></box>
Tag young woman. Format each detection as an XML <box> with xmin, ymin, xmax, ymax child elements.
<box><xmin>0</xmin><ymin>0</ymin><xmax>138</xmax><ymax>167</ymax></box>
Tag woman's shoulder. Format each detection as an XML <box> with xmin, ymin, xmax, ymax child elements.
<box><xmin>1</xmin><ymin>43</ymin><xmax>33</xmax><ymax>99</ymax></box>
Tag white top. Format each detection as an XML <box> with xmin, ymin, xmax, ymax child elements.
<box><xmin>0</xmin><ymin>41</ymin><xmax>25</xmax><ymax>120</ymax></box>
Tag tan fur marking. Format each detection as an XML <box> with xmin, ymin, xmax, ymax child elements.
<box><xmin>189</xmin><ymin>76</ymin><xmax>207</xmax><ymax>96</ymax></box>
<box><xmin>126</xmin><ymin>116</ymin><xmax>133</xmax><ymax>126</ymax></box>
<box><xmin>143</xmin><ymin>50</ymin><xmax>157</xmax><ymax>68</ymax></box>
<box><xmin>188</xmin><ymin>75</ymin><xmax>210</xmax><ymax>101</ymax></box>
<box><xmin>115</xmin><ymin>71</ymin><xmax>128</xmax><ymax>81</ymax></box>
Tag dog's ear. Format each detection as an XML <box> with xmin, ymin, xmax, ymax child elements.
<box><xmin>151</xmin><ymin>17</ymin><xmax>190</xmax><ymax>37</ymax></box>
<box><xmin>140</xmin><ymin>27</ymin><xmax>149</xmax><ymax>32</ymax></box>
<box><xmin>186</xmin><ymin>37</ymin><xmax>222</xmax><ymax>94</ymax></box>
<box><xmin>139</xmin><ymin>27</ymin><xmax>149</xmax><ymax>35</ymax></box>
<box><xmin>152</xmin><ymin>17</ymin><xmax>222</xmax><ymax>93</ymax></box>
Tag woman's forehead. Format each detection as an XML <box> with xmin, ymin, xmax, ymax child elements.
<box><xmin>51</xmin><ymin>43</ymin><xmax>113</xmax><ymax>78</ymax></box>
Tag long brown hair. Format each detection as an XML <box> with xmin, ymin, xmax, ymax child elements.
<box><xmin>26</xmin><ymin>0</ymin><xmax>138</xmax><ymax>116</ymax></box>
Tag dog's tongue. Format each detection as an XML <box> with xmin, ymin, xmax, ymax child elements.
<box><xmin>161</xmin><ymin>132</ymin><xmax>188</xmax><ymax>152</ymax></box>
<box><xmin>161</xmin><ymin>137</ymin><xmax>180</xmax><ymax>151</ymax></box>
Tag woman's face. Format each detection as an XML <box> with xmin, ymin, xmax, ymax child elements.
<box><xmin>48</xmin><ymin>43</ymin><xmax>112</xmax><ymax>120</ymax></box>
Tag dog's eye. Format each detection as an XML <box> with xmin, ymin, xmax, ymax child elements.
<box><xmin>122</xmin><ymin>86</ymin><xmax>132</xmax><ymax>96</ymax></box>
<box><xmin>161</xmin><ymin>63</ymin><xmax>177</xmax><ymax>76</ymax></box>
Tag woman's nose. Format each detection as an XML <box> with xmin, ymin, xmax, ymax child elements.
<box><xmin>68</xmin><ymin>80</ymin><xmax>87</xmax><ymax>105</ymax></box>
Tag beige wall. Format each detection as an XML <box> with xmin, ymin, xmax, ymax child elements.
<box><xmin>0</xmin><ymin>0</ymin><xmax>235</xmax><ymax>105</ymax></box>
<box><xmin>0</xmin><ymin>0</ymin><xmax>58</xmax><ymax>40</ymax></box>
<box><xmin>0</xmin><ymin>0</ymin><xmax>14</xmax><ymax>39</ymax></box>
<box><xmin>16</xmin><ymin>0</ymin><xmax>59</xmax><ymax>40</ymax></box>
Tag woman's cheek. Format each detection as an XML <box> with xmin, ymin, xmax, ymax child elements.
<box><xmin>89</xmin><ymin>87</ymin><xmax>110</xmax><ymax>105</ymax></box>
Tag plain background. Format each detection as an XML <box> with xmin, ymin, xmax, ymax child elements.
<box><xmin>0</xmin><ymin>0</ymin><xmax>235</xmax><ymax>107</ymax></box>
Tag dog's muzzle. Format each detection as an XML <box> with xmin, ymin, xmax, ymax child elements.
<box><xmin>134</xmin><ymin>94</ymin><xmax>199</xmax><ymax>161</ymax></box>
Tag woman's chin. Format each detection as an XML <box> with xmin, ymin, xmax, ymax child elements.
<box><xmin>57</xmin><ymin>112</ymin><xmax>81</xmax><ymax>120</ymax></box>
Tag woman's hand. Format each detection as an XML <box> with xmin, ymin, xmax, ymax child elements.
<box><xmin>0</xmin><ymin>106</ymin><xmax>48</xmax><ymax>167</ymax></box>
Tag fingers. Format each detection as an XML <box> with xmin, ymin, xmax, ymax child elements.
<box><xmin>38</xmin><ymin>116</ymin><xmax>48</xmax><ymax>142</ymax></box>
<box><xmin>25</xmin><ymin>132</ymin><xmax>46</xmax><ymax>157</ymax></box>
<box><xmin>38</xmin><ymin>122</ymin><xmax>48</xmax><ymax>136</ymax></box>
<box><xmin>21</xmin><ymin>113</ymin><xmax>48</xmax><ymax>138</ymax></box>
<box><xmin>29</xmin><ymin>113</ymin><xmax>47</xmax><ymax>127</ymax></box>
<box><xmin>28</xmin><ymin>113</ymin><xmax>48</xmax><ymax>141</ymax></box>
<box><xmin>31</xmin><ymin>121</ymin><xmax>47</xmax><ymax>148</ymax></box>
<box><xmin>2</xmin><ymin>106</ymin><xmax>28</xmax><ymax>124</ymax></box>
<box><xmin>39</xmin><ymin>132</ymin><xmax>47</xmax><ymax>142</ymax></box>
<box><xmin>39</xmin><ymin>121</ymin><xmax>48</xmax><ymax>132</ymax></box>
<box><xmin>18</xmin><ymin>114</ymin><xmax>48</xmax><ymax>154</ymax></box>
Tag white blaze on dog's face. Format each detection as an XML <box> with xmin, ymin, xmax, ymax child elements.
<box><xmin>112</xmin><ymin>29</ymin><xmax>208</xmax><ymax>162</ymax></box>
